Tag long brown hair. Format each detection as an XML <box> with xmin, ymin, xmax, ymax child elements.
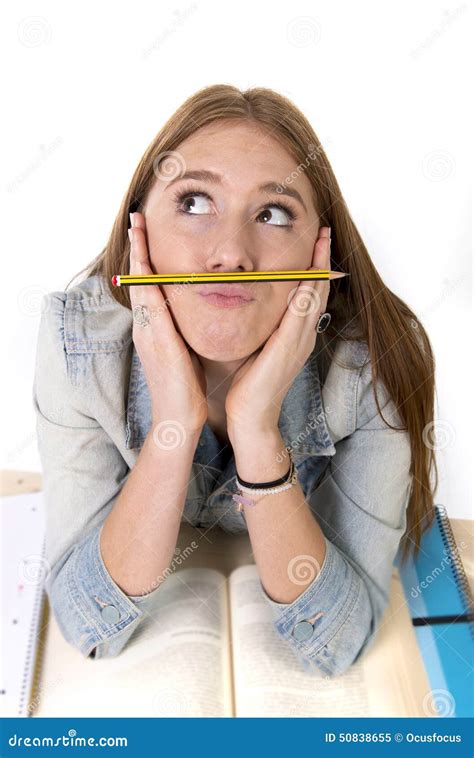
<box><xmin>67</xmin><ymin>84</ymin><xmax>437</xmax><ymax>562</ymax></box>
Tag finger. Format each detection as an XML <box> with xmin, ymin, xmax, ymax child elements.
<box><xmin>128</xmin><ymin>226</ymin><xmax>148</xmax><ymax>307</ymax></box>
<box><xmin>129</xmin><ymin>212</ymin><xmax>150</xmax><ymax>277</ymax></box>
<box><xmin>314</xmin><ymin>225</ymin><xmax>330</xmax><ymax>258</ymax></box>
<box><xmin>129</xmin><ymin>211</ymin><xmax>164</xmax><ymax>307</ymax></box>
<box><xmin>275</xmin><ymin>228</ymin><xmax>331</xmax><ymax>345</ymax></box>
<box><xmin>130</xmin><ymin>210</ymin><xmax>148</xmax><ymax>249</ymax></box>
<box><xmin>302</xmin><ymin>225</ymin><xmax>331</xmax><ymax>324</ymax></box>
<box><xmin>128</xmin><ymin>213</ymin><xmax>179</xmax><ymax>345</ymax></box>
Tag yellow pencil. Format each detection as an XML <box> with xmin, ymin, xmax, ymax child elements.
<box><xmin>112</xmin><ymin>270</ymin><xmax>348</xmax><ymax>286</ymax></box>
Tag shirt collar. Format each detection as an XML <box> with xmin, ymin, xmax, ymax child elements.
<box><xmin>125</xmin><ymin>343</ymin><xmax>335</xmax><ymax>457</ymax></box>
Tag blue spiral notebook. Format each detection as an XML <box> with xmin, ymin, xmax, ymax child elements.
<box><xmin>395</xmin><ymin>504</ymin><xmax>473</xmax><ymax>717</ymax></box>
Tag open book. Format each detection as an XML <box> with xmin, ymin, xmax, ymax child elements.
<box><xmin>33</xmin><ymin>523</ymin><xmax>436</xmax><ymax>718</ymax></box>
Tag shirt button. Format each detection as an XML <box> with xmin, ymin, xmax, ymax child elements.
<box><xmin>100</xmin><ymin>605</ymin><xmax>120</xmax><ymax>624</ymax></box>
<box><xmin>292</xmin><ymin>620</ymin><xmax>314</xmax><ymax>641</ymax></box>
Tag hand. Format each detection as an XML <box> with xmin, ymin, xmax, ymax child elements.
<box><xmin>129</xmin><ymin>212</ymin><xmax>208</xmax><ymax>436</ymax></box>
<box><xmin>225</xmin><ymin>227</ymin><xmax>332</xmax><ymax>438</ymax></box>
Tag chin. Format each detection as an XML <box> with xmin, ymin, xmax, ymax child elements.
<box><xmin>176</xmin><ymin>313</ymin><xmax>256</xmax><ymax>356</ymax></box>
<box><xmin>190</xmin><ymin>340</ymin><xmax>255</xmax><ymax>362</ymax></box>
<box><xmin>180</xmin><ymin>329</ymin><xmax>256</xmax><ymax>361</ymax></box>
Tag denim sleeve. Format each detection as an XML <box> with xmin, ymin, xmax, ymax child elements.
<box><xmin>33</xmin><ymin>293</ymin><xmax>164</xmax><ymax>660</ymax></box>
<box><xmin>258</xmin><ymin>359</ymin><xmax>411</xmax><ymax>678</ymax></box>
<box><xmin>47</xmin><ymin>522</ymin><xmax>158</xmax><ymax>659</ymax></box>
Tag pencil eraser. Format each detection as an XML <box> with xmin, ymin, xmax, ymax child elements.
<box><xmin>111</xmin><ymin>275</ymin><xmax>118</xmax><ymax>287</ymax></box>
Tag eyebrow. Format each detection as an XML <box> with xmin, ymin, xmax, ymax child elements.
<box><xmin>163</xmin><ymin>169</ymin><xmax>307</xmax><ymax>212</ymax></box>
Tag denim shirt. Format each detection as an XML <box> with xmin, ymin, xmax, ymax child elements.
<box><xmin>32</xmin><ymin>274</ymin><xmax>411</xmax><ymax>676</ymax></box>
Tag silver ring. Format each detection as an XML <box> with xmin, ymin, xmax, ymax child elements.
<box><xmin>316</xmin><ymin>312</ymin><xmax>331</xmax><ymax>333</ymax></box>
<box><xmin>133</xmin><ymin>304</ymin><xmax>150</xmax><ymax>328</ymax></box>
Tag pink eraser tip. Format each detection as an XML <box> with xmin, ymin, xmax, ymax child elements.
<box><xmin>111</xmin><ymin>275</ymin><xmax>118</xmax><ymax>286</ymax></box>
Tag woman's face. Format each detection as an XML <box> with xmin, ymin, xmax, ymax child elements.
<box><xmin>142</xmin><ymin>120</ymin><xmax>321</xmax><ymax>361</ymax></box>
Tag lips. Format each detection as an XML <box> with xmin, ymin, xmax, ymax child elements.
<box><xmin>196</xmin><ymin>283</ymin><xmax>254</xmax><ymax>301</ymax></box>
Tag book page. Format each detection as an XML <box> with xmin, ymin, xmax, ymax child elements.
<box><xmin>35</xmin><ymin>567</ymin><xmax>233</xmax><ymax>717</ymax></box>
<box><xmin>228</xmin><ymin>564</ymin><xmax>432</xmax><ymax>717</ymax></box>
<box><xmin>360</xmin><ymin>568</ymin><xmax>433</xmax><ymax>717</ymax></box>
<box><xmin>228</xmin><ymin>564</ymin><xmax>371</xmax><ymax>717</ymax></box>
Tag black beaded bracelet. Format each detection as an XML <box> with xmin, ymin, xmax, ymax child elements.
<box><xmin>235</xmin><ymin>449</ymin><xmax>295</xmax><ymax>490</ymax></box>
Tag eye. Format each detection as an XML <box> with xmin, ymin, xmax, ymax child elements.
<box><xmin>173</xmin><ymin>186</ymin><xmax>298</xmax><ymax>227</ymax></box>
<box><xmin>174</xmin><ymin>189</ymin><xmax>213</xmax><ymax>215</ymax></box>
<box><xmin>256</xmin><ymin>203</ymin><xmax>296</xmax><ymax>227</ymax></box>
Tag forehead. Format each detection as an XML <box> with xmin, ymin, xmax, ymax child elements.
<box><xmin>157</xmin><ymin>120</ymin><xmax>313</xmax><ymax>195</ymax></box>
<box><xmin>177</xmin><ymin>120</ymin><xmax>287</xmax><ymax>160</ymax></box>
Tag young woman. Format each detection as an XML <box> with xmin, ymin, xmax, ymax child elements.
<box><xmin>33</xmin><ymin>84</ymin><xmax>437</xmax><ymax>676</ymax></box>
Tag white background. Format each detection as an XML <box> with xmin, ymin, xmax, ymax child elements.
<box><xmin>2</xmin><ymin>0</ymin><xmax>472</xmax><ymax>519</ymax></box>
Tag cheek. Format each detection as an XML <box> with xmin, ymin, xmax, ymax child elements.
<box><xmin>266</xmin><ymin>284</ymin><xmax>295</xmax><ymax>321</ymax></box>
<box><xmin>161</xmin><ymin>288</ymin><xmax>286</xmax><ymax>359</ymax></box>
<box><xmin>147</xmin><ymin>227</ymin><xmax>193</xmax><ymax>274</ymax></box>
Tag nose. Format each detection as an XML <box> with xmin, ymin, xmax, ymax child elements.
<box><xmin>204</xmin><ymin>220</ymin><xmax>255</xmax><ymax>273</ymax></box>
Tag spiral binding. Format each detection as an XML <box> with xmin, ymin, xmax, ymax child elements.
<box><xmin>17</xmin><ymin>539</ymin><xmax>48</xmax><ymax>717</ymax></box>
<box><xmin>434</xmin><ymin>503</ymin><xmax>474</xmax><ymax>639</ymax></box>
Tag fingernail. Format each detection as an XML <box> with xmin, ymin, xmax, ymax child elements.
<box><xmin>129</xmin><ymin>212</ymin><xmax>135</xmax><ymax>228</ymax></box>
<box><xmin>128</xmin><ymin>228</ymin><xmax>133</xmax><ymax>243</ymax></box>
<box><xmin>328</xmin><ymin>226</ymin><xmax>332</xmax><ymax>240</ymax></box>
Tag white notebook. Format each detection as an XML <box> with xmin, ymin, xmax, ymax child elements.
<box><xmin>1</xmin><ymin>492</ymin><xmax>46</xmax><ymax>717</ymax></box>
